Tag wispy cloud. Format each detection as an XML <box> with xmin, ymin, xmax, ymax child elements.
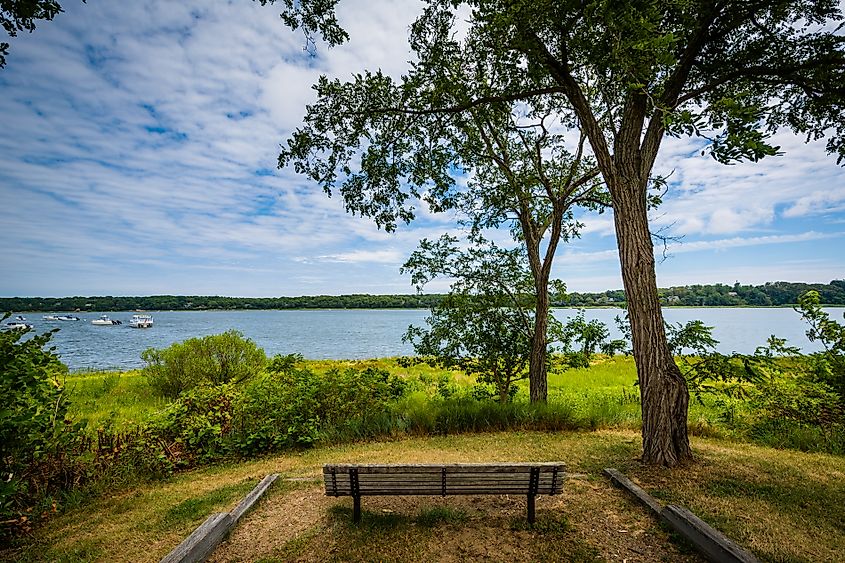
<box><xmin>667</xmin><ymin>231</ymin><xmax>842</xmax><ymax>254</ymax></box>
<box><xmin>308</xmin><ymin>249</ymin><xmax>406</xmax><ymax>264</ymax></box>
<box><xmin>0</xmin><ymin>0</ymin><xmax>843</xmax><ymax>297</ymax></box>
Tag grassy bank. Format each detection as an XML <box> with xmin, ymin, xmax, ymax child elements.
<box><xmin>62</xmin><ymin>354</ymin><xmax>837</xmax><ymax>454</ymax></box>
<box><xmin>6</xmin><ymin>430</ymin><xmax>843</xmax><ymax>562</ymax></box>
<box><xmin>64</xmin><ymin>356</ymin><xmax>643</xmax><ymax>431</ymax></box>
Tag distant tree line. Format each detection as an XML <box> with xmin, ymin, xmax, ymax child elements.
<box><xmin>0</xmin><ymin>294</ymin><xmax>445</xmax><ymax>312</ymax></box>
<box><xmin>564</xmin><ymin>280</ymin><xmax>845</xmax><ymax>307</ymax></box>
<box><xmin>2</xmin><ymin>281</ymin><xmax>844</xmax><ymax>312</ymax></box>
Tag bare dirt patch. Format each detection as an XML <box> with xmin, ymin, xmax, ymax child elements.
<box><xmin>210</xmin><ymin>473</ymin><xmax>701</xmax><ymax>562</ymax></box>
<box><xmin>209</xmin><ymin>482</ymin><xmax>332</xmax><ymax>563</ymax></box>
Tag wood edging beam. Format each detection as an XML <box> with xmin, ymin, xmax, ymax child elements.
<box><xmin>230</xmin><ymin>473</ymin><xmax>279</xmax><ymax>524</ymax></box>
<box><xmin>158</xmin><ymin>513</ymin><xmax>231</xmax><ymax>563</ymax></box>
<box><xmin>602</xmin><ymin>468</ymin><xmax>663</xmax><ymax>515</ymax></box>
<box><xmin>660</xmin><ymin>505</ymin><xmax>760</xmax><ymax>563</ymax></box>
<box><xmin>603</xmin><ymin>468</ymin><xmax>758</xmax><ymax>563</ymax></box>
<box><xmin>159</xmin><ymin>473</ymin><xmax>279</xmax><ymax>563</ymax></box>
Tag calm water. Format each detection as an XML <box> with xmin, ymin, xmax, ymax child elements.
<box><xmin>8</xmin><ymin>307</ymin><xmax>844</xmax><ymax>371</ymax></box>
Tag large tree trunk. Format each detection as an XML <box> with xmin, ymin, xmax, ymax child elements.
<box><xmin>529</xmin><ymin>281</ymin><xmax>549</xmax><ymax>403</ymax></box>
<box><xmin>611</xmin><ymin>176</ymin><xmax>692</xmax><ymax>466</ymax></box>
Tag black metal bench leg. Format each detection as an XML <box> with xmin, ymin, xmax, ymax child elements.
<box><xmin>527</xmin><ymin>494</ymin><xmax>535</xmax><ymax>524</ymax></box>
<box><xmin>353</xmin><ymin>495</ymin><xmax>361</xmax><ymax>523</ymax></box>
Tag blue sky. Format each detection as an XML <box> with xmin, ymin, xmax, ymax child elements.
<box><xmin>0</xmin><ymin>0</ymin><xmax>843</xmax><ymax>298</ymax></box>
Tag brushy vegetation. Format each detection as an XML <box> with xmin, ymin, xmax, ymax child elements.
<box><xmin>0</xmin><ymin>319</ymin><xmax>87</xmax><ymax>536</ymax></box>
<box><xmin>141</xmin><ymin>330</ymin><xmax>266</xmax><ymax>398</ymax></box>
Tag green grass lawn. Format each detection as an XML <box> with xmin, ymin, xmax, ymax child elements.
<box><xmin>6</xmin><ymin>430</ymin><xmax>843</xmax><ymax>562</ymax></box>
<box><xmin>64</xmin><ymin>357</ymin><xmax>645</xmax><ymax>431</ymax></box>
<box><xmin>64</xmin><ymin>370</ymin><xmax>169</xmax><ymax>431</ymax></box>
<box><xmin>60</xmin><ymin>356</ymin><xmax>747</xmax><ymax>449</ymax></box>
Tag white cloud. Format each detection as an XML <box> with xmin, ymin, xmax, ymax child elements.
<box><xmin>667</xmin><ymin>231</ymin><xmax>841</xmax><ymax>254</ymax></box>
<box><xmin>652</xmin><ymin>132</ymin><xmax>845</xmax><ymax>236</ymax></box>
<box><xmin>0</xmin><ymin>0</ymin><xmax>843</xmax><ymax>297</ymax></box>
<box><xmin>313</xmin><ymin>249</ymin><xmax>406</xmax><ymax>264</ymax></box>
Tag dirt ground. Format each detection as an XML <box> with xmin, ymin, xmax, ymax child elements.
<box><xmin>210</xmin><ymin>473</ymin><xmax>702</xmax><ymax>563</ymax></box>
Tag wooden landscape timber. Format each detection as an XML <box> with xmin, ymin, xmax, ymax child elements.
<box><xmin>159</xmin><ymin>474</ymin><xmax>279</xmax><ymax>563</ymax></box>
<box><xmin>604</xmin><ymin>468</ymin><xmax>759</xmax><ymax>563</ymax></box>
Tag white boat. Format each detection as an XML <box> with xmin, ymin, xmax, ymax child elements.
<box><xmin>56</xmin><ymin>315</ymin><xmax>80</xmax><ymax>321</ymax></box>
<box><xmin>129</xmin><ymin>314</ymin><xmax>153</xmax><ymax>328</ymax></box>
<box><xmin>14</xmin><ymin>315</ymin><xmax>26</xmax><ymax>321</ymax></box>
<box><xmin>43</xmin><ymin>314</ymin><xmax>60</xmax><ymax>321</ymax></box>
<box><xmin>91</xmin><ymin>315</ymin><xmax>121</xmax><ymax>326</ymax></box>
<box><xmin>4</xmin><ymin>321</ymin><xmax>33</xmax><ymax>331</ymax></box>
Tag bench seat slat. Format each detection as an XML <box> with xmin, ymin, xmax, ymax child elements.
<box><xmin>324</xmin><ymin>463</ymin><xmax>563</xmax><ymax>474</ymax></box>
<box><xmin>323</xmin><ymin>473</ymin><xmax>561</xmax><ymax>484</ymax></box>
<box><xmin>327</xmin><ymin>489</ymin><xmax>556</xmax><ymax>496</ymax></box>
<box><xmin>322</xmin><ymin>485</ymin><xmax>560</xmax><ymax>491</ymax></box>
<box><xmin>324</xmin><ymin>475</ymin><xmax>561</xmax><ymax>487</ymax></box>
<box><xmin>325</xmin><ymin>484</ymin><xmax>562</xmax><ymax>491</ymax></box>
<box><xmin>322</xmin><ymin>481</ymin><xmax>560</xmax><ymax>490</ymax></box>
<box><xmin>328</xmin><ymin>485</ymin><xmax>551</xmax><ymax>496</ymax></box>
<box><xmin>322</xmin><ymin>474</ymin><xmax>561</xmax><ymax>481</ymax></box>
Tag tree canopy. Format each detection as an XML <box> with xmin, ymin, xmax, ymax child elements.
<box><xmin>1</xmin><ymin>0</ymin><xmax>67</xmax><ymax>68</ymax></box>
<box><xmin>273</xmin><ymin>0</ymin><xmax>845</xmax><ymax>466</ymax></box>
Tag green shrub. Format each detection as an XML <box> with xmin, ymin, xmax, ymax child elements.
<box><xmin>0</xmin><ymin>318</ymin><xmax>87</xmax><ymax>537</ymax></box>
<box><xmin>235</xmin><ymin>369</ymin><xmax>322</xmax><ymax>451</ymax></box>
<box><xmin>131</xmin><ymin>364</ymin><xmax>411</xmax><ymax>461</ymax></box>
<box><xmin>152</xmin><ymin>384</ymin><xmax>238</xmax><ymax>462</ymax></box>
<box><xmin>797</xmin><ymin>290</ymin><xmax>845</xmax><ymax>404</ymax></box>
<box><xmin>751</xmin><ymin>376</ymin><xmax>844</xmax><ymax>429</ymax></box>
<box><xmin>235</xmin><ymin>365</ymin><xmax>408</xmax><ymax>453</ymax></box>
<box><xmin>141</xmin><ymin>330</ymin><xmax>266</xmax><ymax>398</ymax></box>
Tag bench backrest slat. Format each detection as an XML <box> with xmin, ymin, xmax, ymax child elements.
<box><xmin>323</xmin><ymin>463</ymin><xmax>565</xmax><ymax>497</ymax></box>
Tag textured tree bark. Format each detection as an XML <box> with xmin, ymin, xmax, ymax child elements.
<box><xmin>529</xmin><ymin>282</ymin><xmax>549</xmax><ymax>403</ymax></box>
<box><xmin>610</xmin><ymin>176</ymin><xmax>692</xmax><ymax>466</ymax></box>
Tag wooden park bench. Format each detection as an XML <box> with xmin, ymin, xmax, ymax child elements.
<box><xmin>322</xmin><ymin>462</ymin><xmax>566</xmax><ymax>524</ymax></box>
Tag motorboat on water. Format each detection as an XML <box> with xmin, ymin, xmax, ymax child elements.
<box><xmin>14</xmin><ymin>315</ymin><xmax>26</xmax><ymax>321</ymax></box>
<box><xmin>44</xmin><ymin>314</ymin><xmax>81</xmax><ymax>321</ymax></box>
<box><xmin>129</xmin><ymin>314</ymin><xmax>153</xmax><ymax>328</ymax></box>
<box><xmin>91</xmin><ymin>315</ymin><xmax>122</xmax><ymax>326</ymax></box>
<box><xmin>4</xmin><ymin>321</ymin><xmax>33</xmax><ymax>331</ymax></box>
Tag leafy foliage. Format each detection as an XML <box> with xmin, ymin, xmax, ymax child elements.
<box><xmin>134</xmin><ymin>360</ymin><xmax>410</xmax><ymax>464</ymax></box>
<box><xmin>796</xmin><ymin>290</ymin><xmax>845</xmax><ymax>402</ymax></box>
<box><xmin>141</xmin><ymin>330</ymin><xmax>266</xmax><ymax>398</ymax></box>
<box><xmin>256</xmin><ymin>0</ymin><xmax>348</xmax><ymax>52</ymax></box>
<box><xmin>404</xmin><ymin>236</ymin><xmax>564</xmax><ymax>402</ymax></box>
<box><xmin>0</xmin><ymin>293</ymin><xmax>448</xmax><ymax>312</ymax></box>
<box><xmin>656</xmin><ymin>305</ymin><xmax>845</xmax><ymax>443</ymax></box>
<box><xmin>270</xmin><ymin>0</ymin><xmax>845</xmax><ymax>466</ymax></box>
<box><xmin>406</xmin><ymin>292</ymin><xmax>531</xmax><ymax>404</ymax></box>
<box><xmin>3</xmin><ymin>280</ymin><xmax>845</xmax><ymax>312</ymax></box>
<box><xmin>554</xmin><ymin>309</ymin><xmax>624</xmax><ymax>367</ymax></box>
<box><xmin>0</xmin><ymin>315</ymin><xmax>86</xmax><ymax>536</ymax></box>
<box><xmin>1</xmin><ymin>0</ymin><xmax>64</xmax><ymax>68</ymax></box>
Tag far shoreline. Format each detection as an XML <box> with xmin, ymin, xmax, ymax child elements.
<box><xmin>7</xmin><ymin>304</ymin><xmax>845</xmax><ymax>313</ymax></box>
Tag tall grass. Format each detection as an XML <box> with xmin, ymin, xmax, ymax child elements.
<box><xmin>64</xmin><ymin>370</ymin><xmax>167</xmax><ymax>430</ymax></box>
<box><xmin>62</xmin><ymin>356</ymin><xmax>844</xmax><ymax>456</ymax></box>
<box><xmin>321</xmin><ymin>388</ymin><xmax>643</xmax><ymax>446</ymax></box>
